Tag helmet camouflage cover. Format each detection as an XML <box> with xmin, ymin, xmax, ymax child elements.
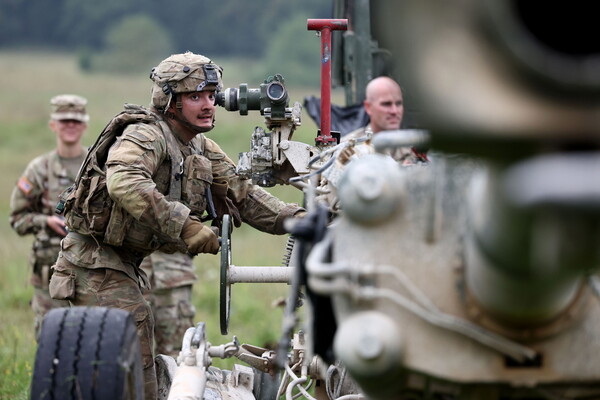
<box><xmin>50</xmin><ymin>94</ymin><xmax>90</xmax><ymax>122</ymax></box>
<box><xmin>150</xmin><ymin>51</ymin><xmax>223</xmax><ymax>110</ymax></box>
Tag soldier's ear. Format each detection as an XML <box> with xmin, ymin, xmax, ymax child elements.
<box><xmin>363</xmin><ymin>99</ymin><xmax>373</xmax><ymax>116</ymax></box>
<box><xmin>48</xmin><ymin>119</ymin><xmax>58</xmax><ymax>132</ymax></box>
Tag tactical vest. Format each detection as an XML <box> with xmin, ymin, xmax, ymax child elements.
<box><xmin>57</xmin><ymin>104</ymin><xmax>213</xmax><ymax>253</ymax></box>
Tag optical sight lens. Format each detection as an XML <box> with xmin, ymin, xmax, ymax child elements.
<box><xmin>267</xmin><ymin>82</ymin><xmax>286</xmax><ymax>102</ymax></box>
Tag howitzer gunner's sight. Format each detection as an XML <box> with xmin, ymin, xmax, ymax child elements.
<box><xmin>215</xmin><ymin>75</ymin><xmax>289</xmax><ymax>119</ymax></box>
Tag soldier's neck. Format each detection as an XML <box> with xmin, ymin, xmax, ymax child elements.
<box><xmin>56</xmin><ymin>142</ymin><xmax>83</xmax><ymax>158</ymax></box>
<box><xmin>166</xmin><ymin>118</ymin><xmax>196</xmax><ymax>144</ymax></box>
<box><xmin>174</xmin><ymin>127</ymin><xmax>196</xmax><ymax>144</ymax></box>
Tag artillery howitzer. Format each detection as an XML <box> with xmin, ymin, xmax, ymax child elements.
<box><xmin>304</xmin><ymin>1</ymin><xmax>600</xmax><ymax>399</ymax></box>
<box><xmin>30</xmin><ymin>1</ymin><xmax>600</xmax><ymax>400</ymax></box>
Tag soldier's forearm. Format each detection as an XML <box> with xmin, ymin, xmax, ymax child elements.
<box><xmin>10</xmin><ymin>212</ymin><xmax>48</xmax><ymax>235</ymax></box>
<box><xmin>107</xmin><ymin>168</ymin><xmax>189</xmax><ymax>239</ymax></box>
<box><xmin>240</xmin><ymin>187</ymin><xmax>303</xmax><ymax>235</ymax></box>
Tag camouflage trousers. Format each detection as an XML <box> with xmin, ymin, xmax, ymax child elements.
<box><xmin>50</xmin><ymin>259</ymin><xmax>157</xmax><ymax>400</ymax></box>
<box><xmin>31</xmin><ymin>286</ymin><xmax>70</xmax><ymax>341</ymax></box>
<box><xmin>144</xmin><ymin>285</ymin><xmax>195</xmax><ymax>358</ymax></box>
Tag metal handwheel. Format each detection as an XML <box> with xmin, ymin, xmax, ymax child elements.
<box><xmin>219</xmin><ymin>214</ymin><xmax>295</xmax><ymax>335</ymax></box>
<box><xmin>220</xmin><ymin>214</ymin><xmax>233</xmax><ymax>335</ymax></box>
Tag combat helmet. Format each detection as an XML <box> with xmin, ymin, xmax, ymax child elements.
<box><xmin>150</xmin><ymin>51</ymin><xmax>223</xmax><ymax>112</ymax></box>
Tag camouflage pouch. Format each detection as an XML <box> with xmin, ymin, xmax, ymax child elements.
<box><xmin>48</xmin><ymin>268</ymin><xmax>75</xmax><ymax>301</ymax></box>
<box><xmin>181</xmin><ymin>154</ymin><xmax>213</xmax><ymax>216</ymax></box>
<box><xmin>62</xmin><ymin>172</ymin><xmax>112</xmax><ymax>237</ymax></box>
<box><xmin>104</xmin><ymin>202</ymin><xmax>134</xmax><ymax>246</ymax></box>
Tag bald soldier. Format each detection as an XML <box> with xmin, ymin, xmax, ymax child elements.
<box><xmin>9</xmin><ymin>94</ymin><xmax>89</xmax><ymax>338</ymax></box>
<box><xmin>319</xmin><ymin>77</ymin><xmax>428</xmax><ymax>212</ymax></box>
<box><xmin>342</xmin><ymin>76</ymin><xmax>426</xmax><ymax>164</ymax></box>
<box><xmin>49</xmin><ymin>52</ymin><xmax>304</xmax><ymax>399</ymax></box>
<box><xmin>351</xmin><ymin>75</ymin><xmax>405</xmax><ymax>135</ymax></box>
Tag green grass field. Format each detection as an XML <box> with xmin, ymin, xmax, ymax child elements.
<box><xmin>0</xmin><ymin>50</ymin><xmax>324</xmax><ymax>398</ymax></box>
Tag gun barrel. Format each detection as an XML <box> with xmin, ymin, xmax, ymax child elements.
<box><xmin>370</xmin><ymin>0</ymin><xmax>600</xmax><ymax>153</ymax></box>
<box><xmin>465</xmin><ymin>156</ymin><xmax>600</xmax><ymax>328</ymax></box>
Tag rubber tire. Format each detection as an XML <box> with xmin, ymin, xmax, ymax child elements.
<box><xmin>30</xmin><ymin>306</ymin><xmax>144</xmax><ymax>400</ymax></box>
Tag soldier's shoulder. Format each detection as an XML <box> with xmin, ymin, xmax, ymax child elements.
<box><xmin>24</xmin><ymin>150</ymin><xmax>56</xmax><ymax>172</ymax></box>
<box><xmin>202</xmin><ymin>135</ymin><xmax>222</xmax><ymax>153</ymax></box>
<box><xmin>342</xmin><ymin>126</ymin><xmax>367</xmax><ymax>142</ymax></box>
<box><xmin>122</xmin><ymin>120</ymin><xmax>165</xmax><ymax>143</ymax></box>
<box><xmin>201</xmin><ymin>135</ymin><xmax>234</xmax><ymax>163</ymax></box>
<box><xmin>15</xmin><ymin>151</ymin><xmax>55</xmax><ymax>192</ymax></box>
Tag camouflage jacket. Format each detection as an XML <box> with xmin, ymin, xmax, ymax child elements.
<box><xmin>61</xmin><ymin>114</ymin><xmax>303</xmax><ymax>285</ymax></box>
<box><xmin>318</xmin><ymin>125</ymin><xmax>428</xmax><ymax>212</ymax></box>
<box><xmin>10</xmin><ymin>149</ymin><xmax>85</xmax><ymax>287</ymax></box>
<box><xmin>343</xmin><ymin>124</ymin><xmax>419</xmax><ymax>164</ymax></box>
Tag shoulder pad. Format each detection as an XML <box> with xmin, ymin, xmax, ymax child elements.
<box><xmin>204</xmin><ymin>137</ymin><xmax>235</xmax><ymax>164</ymax></box>
<box><xmin>204</xmin><ymin>137</ymin><xmax>224</xmax><ymax>154</ymax></box>
<box><xmin>123</xmin><ymin>123</ymin><xmax>161</xmax><ymax>142</ymax></box>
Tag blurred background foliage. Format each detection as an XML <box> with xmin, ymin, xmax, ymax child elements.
<box><xmin>0</xmin><ymin>0</ymin><xmax>331</xmax><ymax>85</ymax></box>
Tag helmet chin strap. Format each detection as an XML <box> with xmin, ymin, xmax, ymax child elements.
<box><xmin>165</xmin><ymin>101</ymin><xmax>215</xmax><ymax>134</ymax></box>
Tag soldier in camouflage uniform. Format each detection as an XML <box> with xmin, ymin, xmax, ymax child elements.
<box><xmin>320</xmin><ymin>77</ymin><xmax>428</xmax><ymax>211</ymax></box>
<box><xmin>140</xmin><ymin>251</ymin><xmax>197</xmax><ymax>357</ymax></box>
<box><xmin>342</xmin><ymin>76</ymin><xmax>419</xmax><ymax>163</ymax></box>
<box><xmin>48</xmin><ymin>52</ymin><xmax>304</xmax><ymax>400</ymax></box>
<box><xmin>9</xmin><ymin>94</ymin><xmax>89</xmax><ymax>338</ymax></box>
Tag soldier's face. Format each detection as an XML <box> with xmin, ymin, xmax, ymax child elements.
<box><xmin>49</xmin><ymin>119</ymin><xmax>86</xmax><ymax>145</ymax></box>
<box><xmin>365</xmin><ymin>90</ymin><xmax>404</xmax><ymax>133</ymax></box>
<box><xmin>179</xmin><ymin>91</ymin><xmax>216</xmax><ymax>130</ymax></box>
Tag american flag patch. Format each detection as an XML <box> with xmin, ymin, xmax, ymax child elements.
<box><xmin>17</xmin><ymin>176</ymin><xmax>33</xmax><ymax>195</ymax></box>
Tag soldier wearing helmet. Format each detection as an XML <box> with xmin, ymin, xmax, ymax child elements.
<box><xmin>9</xmin><ymin>94</ymin><xmax>89</xmax><ymax>339</ymax></box>
<box><xmin>49</xmin><ymin>52</ymin><xmax>304</xmax><ymax>399</ymax></box>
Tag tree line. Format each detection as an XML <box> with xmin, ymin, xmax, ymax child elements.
<box><xmin>0</xmin><ymin>0</ymin><xmax>332</xmax><ymax>85</ymax></box>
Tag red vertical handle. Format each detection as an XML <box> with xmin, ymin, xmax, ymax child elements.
<box><xmin>307</xmin><ymin>19</ymin><xmax>348</xmax><ymax>145</ymax></box>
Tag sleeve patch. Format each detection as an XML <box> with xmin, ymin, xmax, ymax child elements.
<box><xmin>17</xmin><ymin>176</ymin><xmax>33</xmax><ymax>195</ymax></box>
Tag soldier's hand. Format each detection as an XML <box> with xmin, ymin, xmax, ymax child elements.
<box><xmin>337</xmin><ymin>145</ymin><xmax>356</xmax><ymax>165</ymax></box>
<box><xmin>293</xmin><ymin>210</ymin><xmax>307</xmax><ymax>219</ymax></box>
<box><xmin>181</xmin><ymin>217</ymin><xmax>220</xmax><ymax>255</ymax></box>
<box><xmin>211</xmin><ymin>181</ymin><xmax>242</xmax><ymax>227</ymax></box>
<box><xmin>47</xmin><ymin>215</ymin><xmax>68</xmax><ymax>236</ymax></box>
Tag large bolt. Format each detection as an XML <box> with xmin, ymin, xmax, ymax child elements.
<box><xmin>338</xmin><ymin>154</ymin><xmax>406</xmax><ymax>225</ymax></box>
<box><xmin>334</xmin><ymin>311</ymin><xmax>403</xmax><ymax>377</ymax></box>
